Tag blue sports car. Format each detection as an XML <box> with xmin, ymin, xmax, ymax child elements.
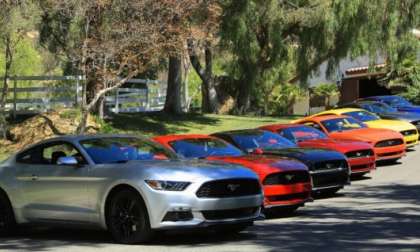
<box><xmin>360</xmin><ymin>95</ymin><xmax>420</xmax><ymax>114</ymax></box>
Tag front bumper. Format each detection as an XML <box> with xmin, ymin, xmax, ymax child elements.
<box><xmin>142</xmin><ymin>185</ymin><xmax>264</xmax><ymax>229</ymax></box>
<box><xmin>263</xmin><ymin>183</ymin><xmax>312</xmax><ymax>208</ymax></box>
<box><xmin>403</xmin><ymin>134</ymin><xmax>419</xmax><ymax>148</ymax></box>
<box><xmin>374</xmin><ymin>145</ymin><xmax>406</xmax><ymax>161</ymax></box>
<box><xmin>347</xmin><ymin>156</ymin><xmax>376</xmax><ymax>174</ymax></box>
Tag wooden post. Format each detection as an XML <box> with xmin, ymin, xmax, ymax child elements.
<box><xmin>145</xmin><ymin>80</ymin><xmax>150</xmax><ymax>110</ymax></box>
<box><xmin>75</xmin><ymin>76</ymin><xmax>80</xmax><ymax>106</ymax></box>
<box><xmin>12</xmin><ymin>78</ymin><xmax>17</xmax><ymax>119</ymax></box>
<box><xmin>115</xmin><ymin>89</ymin><xmax>119</xmax><ymax>114</ymax></box>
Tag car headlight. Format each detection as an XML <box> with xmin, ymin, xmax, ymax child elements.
<box><xmin>145</xmin><ymin>180</ymin><xmax>191</xmax><ymax>191</ymax></box>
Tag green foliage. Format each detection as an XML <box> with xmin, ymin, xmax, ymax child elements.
<box><xmin>0</xmin><ymin>38</ymin><xmax>44</xmax><ymax>76</ymax></box>
<box><xmin>268</xmin><ymin>83</ymin><xmax>305</xmax><ymax>115</ymax></box>
<box><xmin>380</xmin><ymin>55</ymin><xmax>420</xmax><ymax>104</ymax></box>
<box><xmin>312</xmin><ymin>82</ymin><xmax>339</xmax><ymax>98</ymax></box>
<box><xmin>220</xmin><ymin>0</ymin><xmax>420</xmax><ymax>112</ymax></box>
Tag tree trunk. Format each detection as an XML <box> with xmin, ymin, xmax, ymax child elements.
<box><xmin>0</xmin><ymin>36</ymin><xmax>13</xmax><ymax>139</ymax></box>
<box><xmin>164</xmin><ymin>56</ymin><xmax>183</xmax><ymax>114</ymax></box>
<box><xmin>188</xmin><ymin>41</ymin><xmax>219</xmax><ymax>114</ymax></box>
<box><xmin>237</xmin><ymin>82</ymin><xmax>251</xmax><ymax>114</ymax></box>
<box><xmin>76</xmin><ymin>108</ymin><xmax>89</xmax><ymax>134</ymax></box>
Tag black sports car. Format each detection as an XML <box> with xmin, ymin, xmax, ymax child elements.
<box><xmin>211</xmin><ymin>129</ymin><xmax>350</xmax><ymax>195</ymax></box>
<box><xmin>338</xmin><ymin>101</ymin><xmax>420</xmax><ymax>131</ymax></box>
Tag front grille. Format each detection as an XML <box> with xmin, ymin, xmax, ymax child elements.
<box><xmin>201</xmin><ymin>207</ymin><xmax>258</xmax><ymax>220</ymax></box>
<box><xmin>375</xmin><ymin>138</ymin><xmax>404</xmax><ymax>147</ymax></box>
<box><xmin>312</xmin><ymin>160</ymin><xmax>348</xmax><ymax>172</ymax></box>
<box><xmin>311</xmin><ymin>169</ymin><xmax>349</xmax><ymax>189</ymax></box>
<box><xmin>196</xmin><ymin>179</ymin><xmax>261</xmax><ymax>198</ymax></box>
<box><xmin>400</xmin><ymin>129</ymin><xmax>418</xmax><ymax>136</ymax></box>
<box><xmin>345</xmin><ymin>149</ymin><xmax>374</xmax><ymax>159</ymax></box>
<box><xmin>406</xmin><ymin>140</ymin><xmax>417</xmax><ymax>145</ymax></box>
<box><xmin>263</xmin><ymin>171</ymin><xmax>310</xmax><ymax>185</ymax></box>
<box><xmin>267</xmin><ymin>192</ymin><xmax>310</xmax><ymax>202</ymax></box>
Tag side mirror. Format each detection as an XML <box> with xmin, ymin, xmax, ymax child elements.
<box><xmin>57</xmin><ymin>156</ymin><xmax>79</xmax><ymax>166</ymax></box>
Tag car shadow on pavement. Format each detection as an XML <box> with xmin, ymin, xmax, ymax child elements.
<box><xmin>0</xmin><ymin>184</ymin><xmax>419</xmax><ymax>251</ymax></box>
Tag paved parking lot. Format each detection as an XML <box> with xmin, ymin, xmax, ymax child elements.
<box><xmin>1</xmin><ymin>146</ymin><xmax>419</xmax><ymax>252</ymax></box>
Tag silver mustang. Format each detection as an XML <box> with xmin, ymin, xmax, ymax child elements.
<box><xmin>0</xmin><ymin>135</ymin><xmax>263</xmax><ymax>244</ymax></box>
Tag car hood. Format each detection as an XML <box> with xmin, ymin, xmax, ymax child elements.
<box><xmin>397</xmin><ymin>105</ymin><xmax>420</xmax><ymax>113</ymax></box>
<box><xmin>299</xmin><ymin>138</ymin><xmax>373</xmax><ymax>153</ymax></box>
<box><xmin>379</xmin><ymin>112</ymin><xmax>420</xmax><ymax>123</ymax></box>
<box><xmin>208</xmin><ymin>155</ymin><xmax>308</xmax><ymax>175</ymax></box>
<box><xmin>116</xmin><ymin>159</ymin><xmax>259</xmax><ymax>181</ymax></box>
<box><xmin>365</xmin><ymin>119</ymin><xmax>416</xmax><ymax>132</ymax></box>
<box><xmin>330</xmin><ymin>128</ymin><xmax>403</xmax><ymax>143</ymax></box>
<box><xmin>259</xmin><ymin>148</ymin><xmax>346</xmax><ymax>166</ymax></box>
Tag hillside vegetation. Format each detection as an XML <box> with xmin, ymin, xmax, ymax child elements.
<box><xmin>0</xmin><ymin>110</ymin><xmax>296</xmax><ymax>161</ymax></box>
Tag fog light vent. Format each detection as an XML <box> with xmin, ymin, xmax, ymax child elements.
<box><xmin>162</xmin><ymin>211</ymin><xmax>193</xmax><ymax>222</ymax></box>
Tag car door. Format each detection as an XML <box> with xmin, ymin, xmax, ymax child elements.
<box><xmin>18</xmin><ymin>141</ymin><xmax>92</xmax><ymax>223</ymax></box>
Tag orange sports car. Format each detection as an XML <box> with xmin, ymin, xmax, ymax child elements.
<box><xmin>293</xmin><ymin>115</ymin><xmax>406</xmax><ymax>162</ymax></box>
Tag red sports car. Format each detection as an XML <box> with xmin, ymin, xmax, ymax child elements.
<box><xmin>260</xmin><ymin>124</ymin><xmax>376</xmax><ymax>176</ymax></box>
<box><xmin>153</xmin><ymin>134</ymin><xmax>313</xmax><ymax>213</ymax></box>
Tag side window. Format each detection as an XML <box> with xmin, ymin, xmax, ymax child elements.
<box><xmin>42</xmin><ymin>142</ymin><xmax>86</xmax><ymax>165</ymax></box>
<box><xmin>16</xmin><ymin>147</ymin><xmax>43</xmax><ymax>164</ymax></box>
<box><xmin>304</xmin><ymin>122</ymin><xmax>324</xmax><ymax>132</ymax></box>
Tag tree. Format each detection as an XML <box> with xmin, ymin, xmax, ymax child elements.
<box><xmin>379</xmin><ymin>54</ymin><xmax>420</xmax><ymax>104</ymax></box>
<box><xmin>312</xmin><ymin>83</ymin><xmax>339</xmax><ymax>109</ymax></box>
<box><xmin>39</xmin><ymin>0</ymin><xmax>196</xmax><ymax>133</ymax></box>
<box><xmin>0</xmin><ymin>0</ymin><xmax>39</xmax><ymax>138</ymax></box>
<box><xmin>220</xmin><ymin>0</ymin><xmax>420</xmax><ymax>114</ymax></box>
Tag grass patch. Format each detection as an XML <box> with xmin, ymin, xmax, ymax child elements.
<box><xmin>101</xmin><ymin>112</ymin><xmax>298</xmax><ymax>137</ymax></box>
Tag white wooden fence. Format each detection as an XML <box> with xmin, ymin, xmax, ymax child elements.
<box><xmin>2</xmin><ymin>76</ymin><xmax>166</xmax><ymax>117</ymax></box>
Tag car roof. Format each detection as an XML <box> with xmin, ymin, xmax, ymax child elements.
<box><xmin>259</xmin><ymin>123</ymin><xmax>302</xmax><ymax>131</ymax></box>
<box><xmin>212</xmin><ymin>129</ymin><xmax>264</xmax><ymax>136</ymax></box>
<box><xmin>153</xmin><ymin>134</ymin><xmax>217</xmax><ymax>143</ymax></box>
<box><xmin>315</xmin><ymin>108</ymin><xmax>364</xmax><ymax>115</ymax></box>
<box><xmin>302</xmin><ymin>114</ymin><xmax>352</xmax><ymax>122</ymax></box>
<box><xmin>18</xmin><ymin>134</ymin><xmax>146</xmax><ymax>153</ymax></box>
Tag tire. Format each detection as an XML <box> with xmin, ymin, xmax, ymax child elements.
<box><xmin>106</xmin><ymin>189</ymin><xmax>153</xmax><ymax>244</ymax></box>
<box><xmin>264</xmin><ymin>205</ymin><xmax>299</xmax><ymax>218</ymax></box>
<box><xmin>351</xmin><ymin>172</ymin><xmax>368</xmax><ymax>179</ymax></box>
<box><xmin>0</xmin><ymin>190</ymin><xmax>16</xmax><ymax>236</ymax></box>
<box><xmin>319</xmin><ymin>188</ymin><xmax>341</xmax><ymax>197</ymax></box>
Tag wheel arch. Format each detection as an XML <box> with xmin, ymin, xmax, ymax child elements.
<box><xmin>0</xmin><ymin>186</ymin><xmax>16</xmax><ymax>221</ymax></box>
<box><xmin>102</xmin><ymin>183</ymin><xmax>150</xmax><ymax>230</ymax></box>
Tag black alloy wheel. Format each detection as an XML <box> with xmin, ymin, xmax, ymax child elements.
<box><xmin>107</xmin><ymin>189</ymin><xmax>153</xmax><ymax>244</ymax></box>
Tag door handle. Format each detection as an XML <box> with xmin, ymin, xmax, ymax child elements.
<box><xmin>31</xmin><ymin>174</ymin><xmax>39</xmax><ymax>181</ymax></box>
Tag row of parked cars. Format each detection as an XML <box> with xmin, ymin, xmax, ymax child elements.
<box><xmin>0</xmin><ymin>95</ymin><xmax>418</xmax><ymax>244</ymax></box>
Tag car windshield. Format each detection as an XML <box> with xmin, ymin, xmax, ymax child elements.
<box><xmin>80</xmin><ymin>137</ymin><xmax>177</xmax><ymax>164</ymax></box>
<box><xmin>279</xmin><ymin>126</ymin><xmax>328</xmax><ymax>142</ymax></box>
<box><xmin>381</xmin><ymin>96</ymin><xmax>412</xmax><ymax>107</ymax></box>
<box><xmin>321</xmin><ymin>117</ymin><xmax>366</xmax><ymax>133</ymax></box>
<box><xmin>368</xmin><ymin>102</ymin><xmax>398</xmax><ymax>113</ymax></box>
<box><xmin>342</xmin><ymin>111</ymin><xmax>380</xmax><ymax>122</ymax></box>
<box><xmin>169</xmin><ymin>138</ymin><xmax>244</xmax><ymax>159</ymax></box>
<box><xmin>229</xmin><ymin>130</ymin><xmax>297</xmax><ymax>152</ymax></box>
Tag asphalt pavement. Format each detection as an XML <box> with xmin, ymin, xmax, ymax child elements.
<box><xmin>1</xmin><ymin>146</ymin><xmax>419</xmax><ymax>252</ymax></box>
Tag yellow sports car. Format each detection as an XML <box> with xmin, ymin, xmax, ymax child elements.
<box><xmin>310</xmin><ymin>108</ymin><xmax>419</xmax><ymax>148</ymax></box>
